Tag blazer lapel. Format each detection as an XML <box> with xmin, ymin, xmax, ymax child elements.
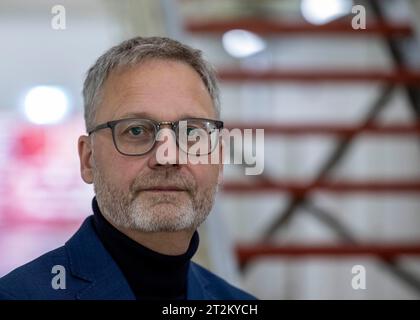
<box><xmin>187</xmin><ymin>263</ymin><xmax>216</xmax><ymax>300</ymax></box>
<box><xmin>65</xmin><ymin>216</ymin><xmax>135</xmax><ymax>300</ymax></box>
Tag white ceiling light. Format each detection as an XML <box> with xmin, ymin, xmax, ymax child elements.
<box><xmin>301</xmin><ymin>0</ymin><xmax>353</xmax><ymax>25</ymax></box>
<box><xmin>24</xmin><ymin>86</ymin><xmax>69</xmax><ymax>125</ymax></box>
<box><xmin>222</xmin><ymin>29</ymin><xmax>266</xmax><ymax>59</ymax></box>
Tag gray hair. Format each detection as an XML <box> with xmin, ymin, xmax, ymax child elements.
<box><xmin>82</xmin><ymin>36</ymin><xmax>220</xmax><ymax>132</ymax></box>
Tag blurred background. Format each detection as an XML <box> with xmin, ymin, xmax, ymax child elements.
<box><xmin>1</xmin><ymin>0</ymin><xmax>420</xmax><ymax>299</ymax></box>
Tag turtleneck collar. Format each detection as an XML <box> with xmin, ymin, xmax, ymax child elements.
<box><xmin>91</xmin><ymin>197</ymin><xmax>199</xmax><ymax>300</ymax></box>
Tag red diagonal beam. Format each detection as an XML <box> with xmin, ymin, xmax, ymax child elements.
<box><xmin>185</xmin><ymin>18</ymin><xmax>413</xmax><ymax>36</ymax></box>
<box><xmin>236</xmin><ymin>243</ymin><xmax>420</xmax><ymax>265</ymax></box>
<box><xmin>225</xmin><ymin>122</ymin><xmax>420</xmax><ymax>136</ymax></box>
<box><xmin>217</xmin><ymin>69</ymin><xmax>420</xmax><ymax>84</ymax></box>
<box><xmin>222</xmin><ymin>180</ymin><xmax>420</xmax><ymax>195</ymax></box>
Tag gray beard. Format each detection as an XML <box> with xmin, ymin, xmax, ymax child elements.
<box><xmin>92</xmin><ymin>165</ymin><xmax>217</xmax><ymax>233</ymax></box>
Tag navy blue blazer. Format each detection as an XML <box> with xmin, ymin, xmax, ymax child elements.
<box><xmin>0</xmin><ymin>216</ymin><xmax>256</xmax><ymax>300</ymax></box>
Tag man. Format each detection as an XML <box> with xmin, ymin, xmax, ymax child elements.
<box><xmin>0</xmin><ymin>36</ymin><xmax>256</xmax><ymax>300</ymax></box>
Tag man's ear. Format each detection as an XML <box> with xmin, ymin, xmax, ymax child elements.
<box><xmin>78</xmin><ymin>135</ymin><xmax>94</xmax><ymax>184</ymax></box>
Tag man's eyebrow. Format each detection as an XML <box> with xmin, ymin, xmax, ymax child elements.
<box><xmin>118</xmin><ymin>111</ymin><xmax>154</xmax><ymax>119</ymax></box>
<box><xmin>117</xmin><ymin>111</ymin><xmax>203</xmax><ymax>120</ymax></box>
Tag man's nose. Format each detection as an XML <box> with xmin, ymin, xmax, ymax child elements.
<box><xmin>147</xmin><ymin>128</ymin><xmax>180</xmax><ymax>168</ymax></box>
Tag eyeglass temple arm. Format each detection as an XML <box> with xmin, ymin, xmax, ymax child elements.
<box><xmin>87</xmin><ymin>122</ymin><xmax>111</xmax><ymax>135</ymax></box>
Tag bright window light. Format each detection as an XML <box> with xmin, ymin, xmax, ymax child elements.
<box><xmin>222</xmin><ymin>29</ymin><xmax>266</xmax><ymax>59</ymax></box>
<box><xmin>24</xmin><ymin>86</ymin><xmax>69</xmax><ymax>125</ymax></box>
<box><xmin>301</xmin><ymin>0</ymin><xmax>353</xmax><ymax>25</ymax></box>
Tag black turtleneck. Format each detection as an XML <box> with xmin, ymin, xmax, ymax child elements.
<box><xmin>91</xmin><ymin>197</ymin><xmax>199</xmax><ymax>300</ymax></box>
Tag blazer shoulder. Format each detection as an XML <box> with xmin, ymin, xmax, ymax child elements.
<box><xmin>190</xmin><ymin>262</ymin><xmax>257</xmax><ymax>300</ymax></box>
<box><xmin>0</xmin><ymin>246</ymin><xmax>70</xmax><ymax>299</ymax></box>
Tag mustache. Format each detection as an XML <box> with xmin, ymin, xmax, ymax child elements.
<box><xmin>130</xmin><ymin>171</ymin><xmax>196</xmax><ymax>194</ymax></box>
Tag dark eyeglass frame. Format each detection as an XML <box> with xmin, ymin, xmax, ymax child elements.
<box><xmin>87</xmin><ymin>117</ymin><xmax>224</xmax><ymax>156</ymax></box>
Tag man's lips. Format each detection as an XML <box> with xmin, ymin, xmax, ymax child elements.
<box><xmin>140</xmin><ymin>187</ymin><xmax>187</xmax><ymax>192</ymax></box>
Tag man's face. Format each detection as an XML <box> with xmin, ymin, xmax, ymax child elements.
<box><xmin>78</xmin><ymin>59</ymin><xmax>223</xmax><ymax>233</ymax></box>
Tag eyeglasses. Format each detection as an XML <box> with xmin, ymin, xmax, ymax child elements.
<box><xmin>88</xmin><ymin>117</ymin><xmax>224</xmax><ymax>156</ymax></box>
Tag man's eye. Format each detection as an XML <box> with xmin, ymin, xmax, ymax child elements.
<box><xmin>187</xmin><ymin>127</ymin><xmax>198</xmax><ymax>136</ymax></box>
<box><xmin>128</xmin><ymin>126</ymin><xmax>144</xmax><ymax>136</ymax></box>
